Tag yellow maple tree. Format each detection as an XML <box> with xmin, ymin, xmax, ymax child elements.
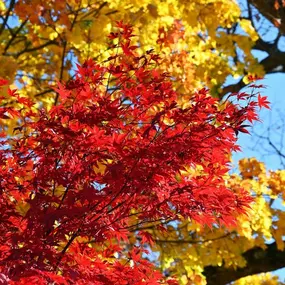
<box><xmin>0</xmin><ymin>0</ymin><xmax>261</xmax><ymax>107</ymax></box>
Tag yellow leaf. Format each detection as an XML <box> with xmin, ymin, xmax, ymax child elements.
<box><xmin>180</xmin><ymin>275</ymin><xmax>188</xmax><ymax>285</ymax></box>
<box><xmin>93</xmin><ymin>161</ymin><xmax>107</xmax><ymax>175</ymax></box>
<box><xmin>15</xmin><ymin>201</ymin><xmax>30</xmax><ymax>217</ymax></box>
<box><xmin>54</xmin><ymin>185</ymin><xmax>66</xmax><ymax>197</ymax></box>
<box><xmin>0</xmin><ymin>0</ymin><xmax>5</xmax><ymax>11</ymax></box>
<box><xmin>239</xmin><ymin>19</ymin><xmax>259</xmax><ymax>42</ymax></box>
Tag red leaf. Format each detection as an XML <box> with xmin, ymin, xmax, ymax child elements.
<box><xmin>257</xmin><ymin>94</ymin><xmax>270</xmax><ymax>109</ymax></box>
<box><xmin>0</xmin><ymin>78</ymin><xmax>8</xmax><ymax>86</ymax></box>
<box><xmin>139</xmin><ymin>231</ymin><xmax>154</xmax><ymax>246</ymax></box>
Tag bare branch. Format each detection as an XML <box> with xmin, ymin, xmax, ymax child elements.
<box><xmin>16</xmin><ymin>40</ymin><xmax>59</xmax><ymax>57</ymax></box>
<box><xmin>153</xmin><ymin>232</ymin><xmax>232</xmax><ymax>245</ymax></box>
<box><xmin>3</xmin><ymin>18</ymin><xmax>28</xmax><ymax>55</ymax></box>
<box><xmin>0</xmin><ymin>0</ymin><xmax>15</xmax><ymax>35</ymax></box>
<box><xmin>219</xmin><ymin>79</ymin><xmax>246</xmax><ymax>98</ymax></box>
<box><xmin>249</xmin><ymin>0</ymin><xmax>285</xmax><ymax>34</ymax></box>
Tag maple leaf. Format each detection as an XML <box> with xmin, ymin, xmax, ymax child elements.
<box><xmin>257</xmin><ymin>94</ymin><xmax>270</xmax><ymax>109</ymax></box>
<box><xmin>139</xmin><ymin>231</ymin><xmax>154</xmax><ymax>246</ymax></box>
<box><xmin>0</xmin><ymin>78</ymin><xmax>8</xmax><ymax>86</ymax></box>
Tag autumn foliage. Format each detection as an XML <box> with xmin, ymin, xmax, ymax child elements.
<box><xmin>0</xmin><ymin>23</ymin><xmax>270</xmax><ymax>284</ymax></box>
<box><xmin>0</xmin><ymin>0</ymin><xmax>263</xmax><ymax>106</ymax></box>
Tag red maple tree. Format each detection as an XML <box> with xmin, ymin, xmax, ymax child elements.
<box><xmin>0</xmin><ymin>22</ymin><xmax>268</xmax><ymax>284</ymax></box>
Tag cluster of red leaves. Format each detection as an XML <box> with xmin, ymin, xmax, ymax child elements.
<box><xmin>0</xmin><ymin>22</ymin><xmax>268</xmax><ymax>284</ymax></box>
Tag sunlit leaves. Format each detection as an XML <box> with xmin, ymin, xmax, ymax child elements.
<box><xmin>0</xmin><ymin>0</ymin><xmax>262</xmax><ymax>113</ymax></box>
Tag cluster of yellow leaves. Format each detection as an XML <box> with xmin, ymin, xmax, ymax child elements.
<box><xmin>232</xmin><ymin>273</ymin><xmax>283</xmax><ymax>285</ymax></box>
<box><xmin>0</xmin><ymin>56</ymin><xmax>17</xmax><ymax>82</ymax></box>
<box><xmin>239</xmin><ymin>157</ymin><xmax>266</xmax><ymax>179</ymax></box>
<box><xmin>143</xmin><ymin>158</ymin><xmax>285</xmax><ymax>284</ymax></box>
<box><xmin>0</xmin><ymin>0</ymin><xmax>262</xmax><ymax>108</ymax></box>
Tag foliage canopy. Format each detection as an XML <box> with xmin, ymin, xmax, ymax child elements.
<box><xmin>1</xmin><ymin>0</ymin><xmax>285</xmax><ymax>284</ymax></box>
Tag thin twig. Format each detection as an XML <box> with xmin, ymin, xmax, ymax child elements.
<box><xmin>3</xmin><ymin>18</ymin><xmax>28</xmax><ymax>55</ymax></box>
<box><xmin>0</xmin><ymin>0</ymin><xmax>15</xmax><ymax>35</ymax></box>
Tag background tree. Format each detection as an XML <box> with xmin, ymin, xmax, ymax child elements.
<box><xmin>1</xmin><ymin>0</ymin><xmax>284</xmax><ymax>100</ymax></box>
<box><xmin>0</xmin><ymin>0</ymin><xmax>260</xmax><ymax>105</ymax></box>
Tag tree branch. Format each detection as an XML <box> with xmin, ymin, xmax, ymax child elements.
<box><xmin>0</xmin><ymin>0</ymin><xmax>15</xmax><ymax>35</ymax></box>
<box><xmin>260</xmin><ymin>51</ymin><xmax>285</xmax><ymax>74</ymax></box>
<box><xmin>204</xmin><ymin>242</ymin><xmax>285</xmax><ymax>285</ymax></box>
<box><xmin>15</xmin><ymin>40</ymin><xmax>58</xmax><ymax>57</ymax></box>
<box><xmin>219</xmin><ymin>79</ymin><xmax>245</xmax><ymax>98</ymax></box>
<box><xmin>220</xmin><ymin>49</ymin><xmax>285</xmax><ymax>98</ymax></box>
<box><xmin>153</xmin><ymin>233</ymin><xmax>232</xmax><ymax>245</ymax></box>
<box><xmin>253</xmin><ymin>37</ymin><xmax>275</xmax><ymax>53</ymax></box>
<box><xmin>3</xmin><ymin>18</ymin><xmax>28</xmax><ymax>55</ymax></box>
<box><xmin>34</xmin><ymin>89</ymin><xmax>55</xmax><ymax>97</ymax></box>
<box><xmin>249</xmin><ymin>0</ymin><xmax>285</xmax><ymax>34</ymax></box>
